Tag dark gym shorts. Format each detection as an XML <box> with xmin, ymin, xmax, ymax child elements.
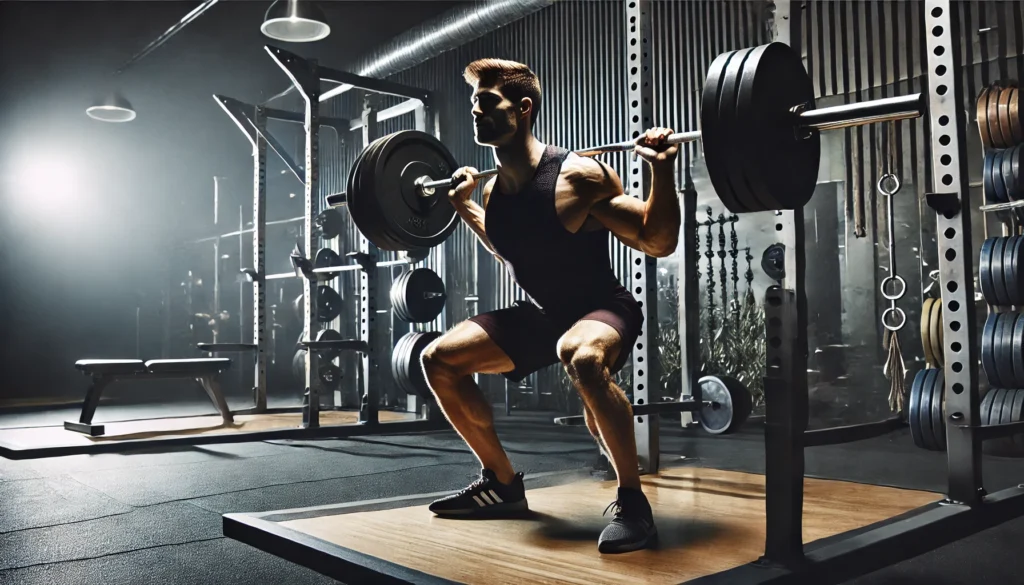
<box><xmin>468</xmin><ymin>287</ymin><xmax>644</xmax><ymax>382</ymax></box>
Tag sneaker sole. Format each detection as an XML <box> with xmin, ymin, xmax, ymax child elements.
<box><xmin>430</xmin><ymin>499</ymin><xmax>529</xmax><ymax>518</ymax></box>
<box><xmin>597</xmin><ymin>527</ymin><xmax>659</xmax><ymax>554</ymax></box>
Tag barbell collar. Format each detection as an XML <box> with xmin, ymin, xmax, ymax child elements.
<box><xmin>796</xmin><ymin>93</ymin><xmax>925</xmax><ymax>132</ymax></box>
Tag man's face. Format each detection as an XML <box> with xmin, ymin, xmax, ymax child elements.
<box><xmin>471</xmin><ymin>81</ymin><xmax>523</xmax><ymax>146</ymax></box>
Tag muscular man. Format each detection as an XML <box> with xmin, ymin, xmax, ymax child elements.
<box><xmin>420</xmin><ymin>58</ymin><xmax>680</xmax><ymax>554</ymax></box>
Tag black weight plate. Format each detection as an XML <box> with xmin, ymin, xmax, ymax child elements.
<box><xmin>316</xmin><ymin>329</ymin><xmax>343</xmax><ymax>362</ymax></box>
<box><xmin>997</xmin><ymin>311</ymin><xmax>1017</xmax><ymax>387</ymax></box>
<box><xmin>984</xmin><ymin>151</ymin><xmax>998</xmax><ymax>204</ymax></box>
<box><xmin>346</xmin><ymin>140</ymin><xmax>371</xmax><ymax>234</ymax></box>
<box><xmin>1006</xmin><ymin>236</ymin><xmax>1022</xmax><ymax>305</ymax></box>
<box><xmin>736</xmin><ymin>42</ymin><xmax>819</xmax><ymax>211</ymax></box>
<box><xmin>994</xmin><ymin>150</ymin><xmax>1009</xmax><ymax>203</ymax></box>
<box><xmin>1013</xmin><ymin>313</ymin><xmax>1024</xmax><ymax>388</ymax></box>
<box><xmin>919</xmin><ymin>368</ymin><xmax>938</xmax><ymax>451</ymax></box>
<box><xmin>318</xmin><ymin>364</ymin><xmax>341</xmax><ymax>392</ymax></box>
<box><xmin>999</xmin><ymin>384</ymin><xmax>1018</xmax><ymax>454</ymax></box>
<box><xmin>357</xmin><ymin>135</ymin><xmax>408</xmax><ymax>251</ymax></box>
<box><xmin>373</xmin><ymin>131</ymin><xmax>460</xmax><ymax>251</ymax></box>
<box><xmin>981</xmin><ymin>388</ymin><xmax>1004</xmax><ymax>455</ymax></box>
<box><xmin>930</xmin><ymin>368</ymin><xmax>946</xmax><ymax>451</ymax></box>
<box><xmin>408</xmin><ymin>332</ymin><xmax>441</xmax><ymax>399</ymax></box>
<box><xmin>403</xmin><ymin>268</ymin><xmax>447</xmax><ymax>323</ymax></box>
<box><xmin>313</xmin><ymin>248</ymin><xmax>340</xmax><ymax>270</ymax></box>
<box><xmin>698</xmin><ymin>375</ymin><xmax>745</xmax><ymax>434</ymax></box>
<box><xmin>316</xmin><ymin>286</ymin><xmax>342</xmax><ymax>322</ymax></box>
<box><xmin>982</xmin><ymin>313</ymin><xmax>999</xmax><ymax>386</ymax></box>
<box><xmin>992</xmin><ymin>237</ymin><xmax>1009</xmax><ymax>305</ymax></box>
<box><xmin>391</xmin><ymin>332</ymin><xmax>413</xmax><ymax>394</ymax></box>
<box><xmin>700</xmin><ymin>50</ymin><xmax>748</xmax><ymax>214</ymax></box>
<box><xmin>1003</xmin><ymin>236</ymin><xmax>1019</xmax><ymax>305</ymax></box>
<box><xmin>390</xmin><ymin>271</ymin><xmax>412</xmax><ymax>322</ymax></box>
<box><xmin>992</xmin><ymin>387</ymin><xmax>1014</xmax><ymax>456</ymax></box>
<box><xmin>398</xmin><ymin>270</ymin><xmax>415</xmax><ymax>322</ymax></box>
<box><xmin>1010</xmin><ymin>144</ymin><xmax>1022</xmax><ymax>201</ymax></box>
<box><xmin>980</xmin><ymin>238</ymin><xmax>997</xmax><ymax>304</ymax></box>
<box><xmin>908</xmin><ymin>369</ymin><xmax>928</xmax><ymax>449</ymax></box>
<box><xmin>314</xmin><ymin>209</ymin><xmax>344</xmax><ymax>240</ymax></box>
<box><xmin>398</xmin><ymin>331</ymin><xmax>416</xmax><ymax>395</ymax></box>
<box><xmin>1004</xmin><ymin>144</ymin><xmax>1019</xmax><ymax>201</ymax></box>
<box><xmin>720</xmin><ymin>375</ymin><xmax>754</xmax><ymax>430</ymax></box>
<box><xmin>1011</xmin><ymin>388</ymin><xmax>1024</xmax><ymax>453</ymax></box>
<box><xmin>715</xmin><ymin>47</ymin><xmax>763</xmax><ymax>213</ymax></box>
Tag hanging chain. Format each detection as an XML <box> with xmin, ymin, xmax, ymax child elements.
<box><xmin>878</xmin><ymin>122</ymin><xmax>907</xmax><ymax>413</ymax></box>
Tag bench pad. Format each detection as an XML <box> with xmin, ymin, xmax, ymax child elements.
<box><xmin>75</xmin><ymin>360</ymin><xmax>147</xmax><ymax>375</ymax></box>
<box><xmin>145</xmin><ymin>358</ymin><xmax>231</xmax><ymax>375</ymax></box>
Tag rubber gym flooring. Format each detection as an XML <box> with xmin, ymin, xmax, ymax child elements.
<box><xmin>0</xmin><ymin>401</ymin><xmax>1022</xmax><ymax>585</ymax></box>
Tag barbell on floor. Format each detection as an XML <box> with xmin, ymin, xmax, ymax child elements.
<box><xmin>327</xmin><ymin>42</ymin><xmax>925</xmax><ymax>252</ymax></box>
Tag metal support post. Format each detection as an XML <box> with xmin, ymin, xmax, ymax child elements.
<box><xmin>678</xmin><ymin>181</ymin><xmax>700</xmax><ymax>417</ymax></box>
<box><xmin>269</xmin><ymin>47</ymin><xmax>322</xmax><ymax>428</ymax></box>
<box><xmin>359</xmin><ymin>101</ymin><xmax>381</xmax><ymax>425</ymax></box>
<box><xmin>925</xmin><ymin>0</ymin><xmax>983</xmax><ymax>505</ymax></box>
<box><xmin>251</xmin><ymin>108</ymin><xmax>268</xmax><ymax>412</ymax></box>
<box><xmin>760</xmin><ymin>0</ymin><xmax>808</xmax><ymax>567</ymax></box>
<box><xmin>626</xmin><ymin>0</ymin><xmax>660</xmax><ymax>475</ymax></box>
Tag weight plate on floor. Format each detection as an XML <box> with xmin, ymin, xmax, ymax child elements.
<box><xmin>999</xmin><ymin>87</ymin><xmax>1014</xmax><ymax>149</ymax></box>
<box><xmin>717</xmin><ymin>47</ymin><xmax>764</xmax><ymax>212</ymax></box>
<box><xmin>921</xmin><ymin>298</ymin><xmax>936</xmax><ymax>367</ymax></box>
<box><xmin>977</xmin><ymin>87</ymin><xmax>993</xmax><ymax>150</ymax></box>
<box><xmin>701</xmin><ymin>49</ymin><xmax>748</xmax><ymax>213</ymax></box>
<box><xmin>984</xmin><ymin>151</ymin><xmax>998</xmax><ymax>204</ymax></box>
<box><xmin>1006</xmin><ymin>236</ymin><xmax>1022</xmax><ymax>305</ymax></box>
<box><xmin>997</xmin><ymin>311</ymin><xmax>1017</xmax><ymax>387</ymax></box>
<box><xmin>908</xmin><ymin>369</ymin><xmax>928</xmax><ymax>449</ymax></box>
<box><xmin>316</xmin><ymin>286</ymin><xmax>342</xmax><ymax>322</ymax></box>
<box><xmin>315</xmin><ymin>329</ymin><xmax>343</xmax><ymax>362</ymax></box>
<box><xmin>930</xmin><ymin>368</ymin><xmax>946</xmax><ymax>451</ymax></box>
<box><xmin>698</xmin><ymin>374</ymin><xmax>753</xmax><ymax>434</ymax></box>
<box><xmin>993</xmin><ymin>237</ymin><xmax>1009</xmax><ymax>305</ymax></box>
<box><xmin>989</xmin><ymin>84</ymin><xmax>1006</xmax><ymax>149</ymax></box>
<box><xmin>318</xmin><ymin>364</ymin><xmax>342</xmax><ymax>392</ymax></box>
<box><xmin>982</xmin><ymin>313</ymin><xmax>999</xmax><ymax>386</ymax></box>
<box><xmin>980</xmin><ymin>238</ymin><xmax>997</xmax><ymax>303</ymax></box>
<box><xmin>313</xmin><ymin>248</ymin><xmax>340</xmax><ymax>270</ymax></box>
<box><xmin>929</xmin><ymin>298</ymin><xmax>944</xmax><ymax>367</ymax></box>
<box><xmin>736</xmin><ymin>43</ymin><xmax>819</xmax><ymax>211</ymax></box>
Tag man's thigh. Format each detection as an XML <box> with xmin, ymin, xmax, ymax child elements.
<box><xmin>468</xmin><ymin>301</ymin><xmax>564</xmax><ymax>382</ymax></box>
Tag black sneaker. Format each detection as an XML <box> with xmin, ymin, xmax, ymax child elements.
<box><xmin>598</xmin><ymin>488</ymin><xmax>658</xmax><ymax>554</ymax></box>
<box><xmin>429</xmin><ymin>469</ymin><xmax>529</xmax><ymax>517</ymax></box>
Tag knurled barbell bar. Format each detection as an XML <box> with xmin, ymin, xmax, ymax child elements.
<box><xmin>328</xmin><ymin>42</ymin><xmax>925</xmax><ymax>252</ymax></box>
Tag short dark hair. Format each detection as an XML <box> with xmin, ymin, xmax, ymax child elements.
<box><xmin>463</xmin><ymin>58</ymin><xmax>542</xmax><ymax>128</ymax></box>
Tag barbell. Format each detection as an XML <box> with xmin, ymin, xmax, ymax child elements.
<box><xmin>327</xmin><ymin>42</ymin><xmax>925</xmax><ymax>252</ymax></box>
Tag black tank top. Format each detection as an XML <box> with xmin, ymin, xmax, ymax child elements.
<box><xmin>484</xmin><ymin>145</ymin><xmax>624</xmax><ymax>319</ymax></box>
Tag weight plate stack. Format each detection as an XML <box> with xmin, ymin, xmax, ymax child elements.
<box><xmin>992</xmin><ymin>238</ymin><xmax>1009</xmax><ymax>305</ymax></box>
<box><xmin>920</xmin><ymin>298</ymin><xmax>936</xmax><ymax>367</ymax></box>
<box><xmin>982</xmin><ymin>313</ymin><xmax>1002</xmax><ymax>387</ymax></box>
<box><xmin>980</xmin><ymin>238</ymin><xmax>998</xmax><ymax>303</ymax></box>
<box><xmin>977</xmin><ymin>86</ymin><xmax>993</xmax><ymax>150</ymax></box>
<box><xmin>717</xmin><ymin>47</ymin><xmax>762</xmax><ymax>212</ymax></box>
<box><xmin>391</xmin><ymin>268</ymin><xmax>446</xmax><ymax>323</ymax></box>
<box><xmin>701</xmin><ymin>50</ymin><xmax>747</xmax><ymax>213</ymax></box>
<box><xmin>392</xmin><ymin>331</ymin><xmax>442</xmax><ymax>399</ymax></box>
<box><xmin>909</xmin><ymin>368</ymin><xmax>945</xmax><ymax>451</ymax></box>
<box><xmin>1004</xmin><ymin>236</ymin><xmax>1023</xmax><ymax>305</ymax></box>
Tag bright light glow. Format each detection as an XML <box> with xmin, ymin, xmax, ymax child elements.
<box><xmin>6</xmin><ymin>155</ymin><xmax>89</xmax><ymax>216</ymax></box>
<box><xmin>86</xmin><ymin>104</ymin><xmax>137</xmax><ymax>123</ymax></box>
<box><xmin>260</xmin><ymin>17</ymin><xmax>330</xmax><ymax>42</ymax></box>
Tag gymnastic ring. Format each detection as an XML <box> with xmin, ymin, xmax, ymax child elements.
<box><xmin>877</xmin><ymin>173</ymin><xmax>901</xmax><ymax>196</ymax></box>
<box><xmin>880</xmin><ymin>275</ymin><xmax>906</xmax><ymax>301</ymax></box>
<box><xmin>882</xmin><ymin>307</ymin><xmax>907</xmax><ymax>332</ymax></box>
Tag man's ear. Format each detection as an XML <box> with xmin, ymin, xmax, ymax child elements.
<box><xmin>519</xmin><ymin>97</ymin><xmax>533</xmax><ymax>120</ymax></box>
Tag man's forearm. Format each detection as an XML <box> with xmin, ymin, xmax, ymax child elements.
<box><xmin>639</xmin><ymin>165</ymin><xmax>681</xmax><ymax>257</ymax></box>
<box><xmin>453</xmin><ymin>200</ymin><xmax>500</xmax><ymax>257</ymax></box>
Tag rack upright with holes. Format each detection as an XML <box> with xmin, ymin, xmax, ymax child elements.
<box><xmin>208</xmin><ymin>45</ymin><xmax>448</xmax><ymax>434</ymax></box>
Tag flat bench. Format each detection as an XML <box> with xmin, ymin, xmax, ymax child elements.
<box><xmin>64</xmin><ymin>358</ymin><xmax>232</xmax><ymax>436</ymax></box>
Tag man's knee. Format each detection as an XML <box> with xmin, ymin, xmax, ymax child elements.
<box><xmin>420</xmin><ymin>341</ymin><xmax>470</xmax><ymax>383</ymax></box>
<box><xmin>558</xmin><ymin>337</ymin><xmax>608</xmax><ymax>385</ymax></box>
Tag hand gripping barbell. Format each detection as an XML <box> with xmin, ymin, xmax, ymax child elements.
<box><xmin>327</xmin><ymin>42</ymin><xmax>925</xmax><ymax>252</ymax></box>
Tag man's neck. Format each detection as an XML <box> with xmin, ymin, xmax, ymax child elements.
<box><xmin>492</xmin><ymin>134</ymin><xmax>546</xmax><ymax>195</ymax></box>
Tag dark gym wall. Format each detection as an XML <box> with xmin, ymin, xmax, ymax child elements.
<box><xmin>793</xmin><ymin>1</ymin><xmax>1024</xmax><ymax>424</ymax></box>
<box><xmin>0</xmin><ymin>1</ymin><xmax>462</xmax><ymax>401</ymax></box>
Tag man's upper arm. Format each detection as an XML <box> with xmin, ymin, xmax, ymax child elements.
<box><xmin>570</xmin><ymin>158</ymin><xmax>645</xmax><ymax>245</ymax></box>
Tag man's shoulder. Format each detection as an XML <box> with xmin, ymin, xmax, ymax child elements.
<box><xmin>559</xmin><ymin>154</ymin><xmax>621</xmax><ymax>199</ymax></box>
